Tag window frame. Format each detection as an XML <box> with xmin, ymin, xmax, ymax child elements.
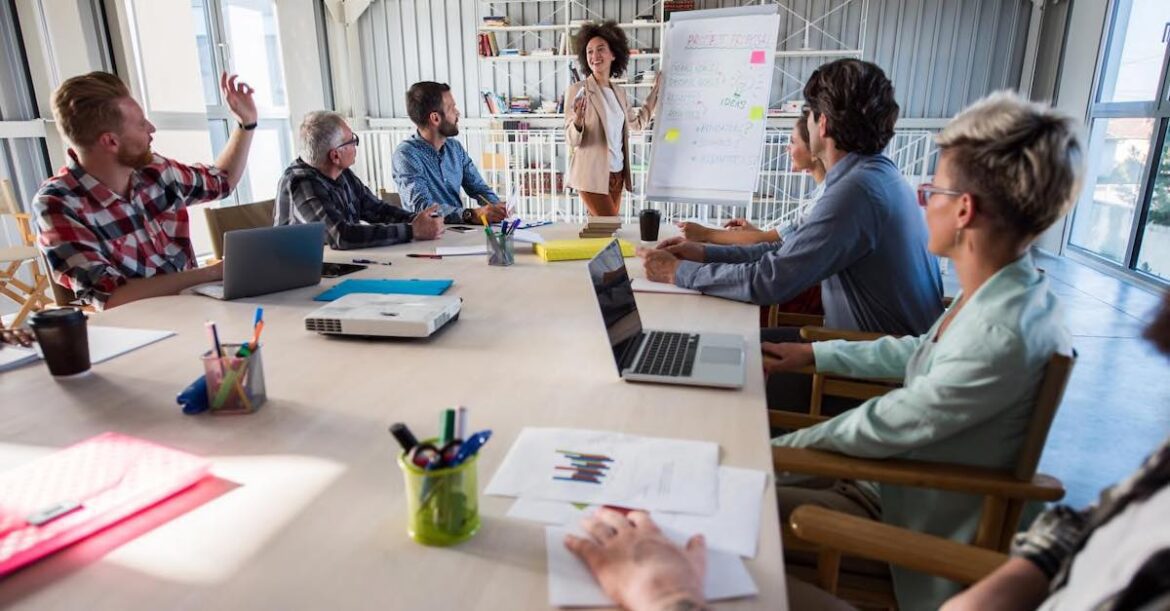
<box><xmin>1067</xmin><ymin>0</ymin><xmax>1170</xmax><ymax>286</ymax></box>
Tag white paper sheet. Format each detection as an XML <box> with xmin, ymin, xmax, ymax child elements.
<box><xmin>511</xmin><ymin>229</ymin><xmax>545</xmax><ymax>244</ymax></box>
<box><xmin>545</xmin><ymin>524</ymin><xmax>758</xmax><ymax>607</ymax></box>
<box><xmin>631</xmin><ymin>278</ymin><xmax>702</xmax><ymax>295</ymax></box>
<box><xmin>86</xmin><ymin>326</ymin><xmax>176</xmax><ymax>364</ymax></box>
<box><xmin>0</xmin><ymin>345</ymin><xmax>39</xmax><ymax>372</ymax></box>
<box><xmin>486</xmin><ymin>428</ymin><xmax>719</xmax><ymax>515</ymax></box>
<box><xmin>436</xmin><ymin>245</ymin><xmax>489</xmax><ymax>256</ymax></box>
<box><xmin>2</xmin><ymin>326</ymin><xmax>174</xmax><ymax>373</ymax></box>
<box><xmin>509</xmin><ymin>466</ymin><xmax>767</xmax><ymax>558</ymax></box>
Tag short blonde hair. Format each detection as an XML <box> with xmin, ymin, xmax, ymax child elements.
<box><xmin>936</xmin><ymin>91</ymin><xmax>1083</xmax><ymax>238</ymax></box>
<box><xmin>51</xmin><ymin>72</ymin><xmax>131</xmax><ymax>148</ymax></box>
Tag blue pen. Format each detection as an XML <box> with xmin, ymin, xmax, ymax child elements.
<box><xmin>254</xmin><ymin>307</ymin><xmax>264</xmax><ymax>328</ymax></box>
<box><xmin>509</xmin><ymin>219</ymin><xmax>521</xmax><ymax>235</ymax></box>
<box><xmin>451</xmin><ymin>430</ymin><xmax>492</xmax><ymax>466</ymax></box>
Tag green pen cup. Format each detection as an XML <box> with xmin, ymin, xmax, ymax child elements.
<box><xmin>397</xmin><ymin>440</ymin><xmax>480</xmax><ymax>546</ymax></box>
<box><xmin>201</xmin><ymin>343</ymin><xmax>266</xmax><ymax>415</ymax></box>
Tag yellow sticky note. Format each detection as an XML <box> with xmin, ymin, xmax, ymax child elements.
<box><xmin>749</xmin><ymin>106</ymin><xmax>765</xmax><ymax>121</ymax></box>
<box><xmin>664</xmin><ymin>128</ymin><xmax>680</xmax><ymax>142</ymax></box>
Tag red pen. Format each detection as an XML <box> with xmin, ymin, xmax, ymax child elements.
<box><xmin>407</xmin><ymin>254</ymin><xmax>443</xmax><ymax>260</ymax></box>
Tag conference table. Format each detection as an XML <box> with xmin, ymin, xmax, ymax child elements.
<box><xmin>0</xmin><ymin>224</ymin><xmax>787</xmax><ymax>609</ymax></box>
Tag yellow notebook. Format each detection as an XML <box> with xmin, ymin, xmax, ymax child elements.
<box><xmin>533</xmin><ymin>238</ymin><xmax>636</xmax><ymax>262</ymax></box>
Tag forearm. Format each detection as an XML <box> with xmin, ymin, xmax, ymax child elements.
<box><xmin>104</xmin><ymin>265</ymin><xmax>221</xmax><ymax>309</ymax></box>
<box><xmin>707</xmin><ymin>229</ymin><xmax>779</xmax><ymax>246</ymax></box>
<box><xmin>941</xmin><ymin>557</ymin><xmax>1049</xmax><ymax>611</ymax></box>
<box><xmin>213</xmin><ymin>126</ymin><xmax>255</xmax><ymax>189</ymax></box>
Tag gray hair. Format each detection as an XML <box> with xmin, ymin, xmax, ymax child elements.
<box><xmin>299</xmin><ymin>111</ymin><xmax>348</xmax><ymax>166</ymax></box>
<box><xmin>936</xmin><ymin>91</ymin><xmax>1083</xmax><ymax>239</ymax></box>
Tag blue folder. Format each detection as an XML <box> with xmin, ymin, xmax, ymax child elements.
<box><xmin>313</xmin><ymin>278</ymin><xmax>454</xmax><ymax>301</ymax></box>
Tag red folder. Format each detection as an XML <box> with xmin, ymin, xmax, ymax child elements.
<box><xmin>0</xmin><ymin>432</ymin><xmax>211</xmax><ymax>576</ymax></box>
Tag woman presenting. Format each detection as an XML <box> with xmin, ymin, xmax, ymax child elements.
<box><xmin>565</xmin><ymin>21</ymin><xmax>662</xmax><ymax>217</ymax></box>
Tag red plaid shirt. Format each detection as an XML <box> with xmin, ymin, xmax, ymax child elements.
<box><xmin>33</xmin><ymin>150</ymin><xmax>232</xmax><ymax>309</ymax></box>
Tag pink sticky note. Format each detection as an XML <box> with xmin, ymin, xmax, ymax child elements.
<box><xmin>750</xmin><ymin>50</ymin><xmax>766</xmax><ymax>65</ymax></box>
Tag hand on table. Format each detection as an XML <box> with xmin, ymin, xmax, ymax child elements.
<box><xmin>564</xmin><ymin>509</ymin><xmax>708</xmax><ymax>611</ymax></box>
<box><xmin>638</xmin><ymin>247</ymin><xmax>683</xmax><ymax>284</ymax></box>
<box><xmin>412</xmin><ymin>205</ymin><xmax>446</xmax><ymax>240</ymax></box>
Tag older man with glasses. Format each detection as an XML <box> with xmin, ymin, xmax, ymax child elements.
<box><xmin>275</xmin><ymin>111</ymin><xmax>444</xmax><ymax>250</ymax></box>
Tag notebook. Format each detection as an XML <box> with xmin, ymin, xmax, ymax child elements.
<box><xmin>0</xmin><ymin>432</ymin><xmax>211</xmax><ymax>576</ymax></box>
<box><xmin>314</xmin><ymin>278</ymin><xmax>454</xmax><ymax>302</ymax></box>
<box><xmin>534</xmin><ymin>238</ymin><xmax>636</xmax><ymax>262</ymax></box>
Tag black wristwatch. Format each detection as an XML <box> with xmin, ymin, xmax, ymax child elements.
<box><xmin>461</xmin><ymin>208</ymin><xmax>476</xmax><ymax>224</ymax></box>
<box><xmin>238</xmin><ymin>122</ymin><xmax>258</xmax><ymax>131</ymax></box>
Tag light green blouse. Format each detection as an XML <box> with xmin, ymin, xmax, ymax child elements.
<box><xmin>774</xmin><ymin>253</ymin><xmax>1072</xmax><ymax>610</ymax></box>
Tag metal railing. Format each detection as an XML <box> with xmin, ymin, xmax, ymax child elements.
<box><xmin>355</xmin><ymin>126</ymin><xmax>939</xmax><ymax>227</ymax></box>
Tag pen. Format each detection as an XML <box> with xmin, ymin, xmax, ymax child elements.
<box><xmin>450</xmin><ymin>430</ymin><xmax>492</xmax><ymax>466</ymax></box>
<box><xmin>407</xmin><ymin>254</ymin><xmax>443</xmax><ymax>260</ymax></box>
<box><xmin>352</xmin><ymin>258</ymin><xmax>392</xmax><ymax>265</ymax></box>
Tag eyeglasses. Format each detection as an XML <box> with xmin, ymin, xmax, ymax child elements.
<box><xmin>916</xmin><ymin>183</ymin><xmax>964</xmax><ymax>207</ymax></box>
<box><xmin>333</xmin><ymin>134</ymin><xmax>360</xmax><ymax>150</ymax></box>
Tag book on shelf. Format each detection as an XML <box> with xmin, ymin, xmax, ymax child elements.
<box><xmin>478</xmin><ymin>32</ymin><xmax>500</xmax><ymax>56</ymax></box>
<box><xmin>499</xmin><ymin>48</ymin><xmax>522</xmax><ymax>56</ymax></box>
<box><xmin>482</xmin><ymin>15</ymin><xmax>510</xmax><ymax>26</ymax></box>
<box><xmin>633</xmin><ymin>14</ymin><xmax>657</xmax><ymax>24</ymax></box>
<box><xmin>530</xmin><ymin>48</ymin><xmax>555</xmax><ymax>57</ymax></box>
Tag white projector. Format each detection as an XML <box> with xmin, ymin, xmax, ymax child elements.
<box><xmin>304</xmin><ymin>293</ymin><xmax>462</xmax><ymax>338</ymax></box>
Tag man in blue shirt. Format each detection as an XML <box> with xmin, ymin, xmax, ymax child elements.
<box><xmin>642</xmin><ymin>60</ymin><xmax>943</xmax><ymax>338</ymax></box>
<box><xmin>392</xmin><ymin>82</ymin><xmax>509</xmax><ymax>225</ymax></box>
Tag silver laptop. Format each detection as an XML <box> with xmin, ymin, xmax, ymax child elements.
<box><xmin>193</xmin><ymin>223</ymin><xmax>325</xmax><ymax>300</ymax></box>
<box><xmin>587</xmin><ymin>240</ymin><xmax>745</xmax><ymax>389</ymax></box>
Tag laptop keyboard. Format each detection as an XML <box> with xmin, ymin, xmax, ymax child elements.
<box><xmin>632</xmin><ymin>331</ymin><xmax>700</xmax><ymax>377</ymax></box>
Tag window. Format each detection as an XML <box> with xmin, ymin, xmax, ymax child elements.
<box><xmin>1068</xmin><ymin>0</ymin><xmax>1170</xmax><ymax>283</ymax></box>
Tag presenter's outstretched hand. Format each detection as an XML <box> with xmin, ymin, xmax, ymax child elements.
<box><xmin>564</xmin><ymin>509</ymin><xmax>708</xmax><ymax>611</ymax></box>
<box><xmin>411</xmin><ymin>205</ymin><xmax>445</xmax><ymax>240</ymax></box>
<box><xmin>638</xmin><ymin>247</ymin><xmax>682</xmax><ymax>284</ymax></box>
<box><xmin>762</xmin><ymin>342</ymin><xmax>815</xmax><ymax>373</ymax></box>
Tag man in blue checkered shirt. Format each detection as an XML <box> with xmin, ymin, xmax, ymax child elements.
<box><xmin>392</xmin><ymin>82</ymin><xmax>509</xmax><ymax>225</ymax></box>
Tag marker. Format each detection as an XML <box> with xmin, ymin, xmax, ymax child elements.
<box><xmin>352</xmin><ymin>258</ymin><xmax>392</xmax><ymax>265</ymax></box>
<box><xmin>439</xmin><ymin>409</ymin><xmax>456</xmax><ymax>446</ymax></box>
<box><xmin>455</xmin><ymin>406</ymin><xmax>468</xmax><ymax>441</ymax></box>
<box><xmin>389</xmin><ymin>422</ymin><xmax>419</xmax><ymax>454</ymax></box>
<box><xmin>407</xmin><ymin>254</ymin><xmax>443</xmax><ymax>260</ymax></box>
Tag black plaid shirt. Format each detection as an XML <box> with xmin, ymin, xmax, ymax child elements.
<box><xmin>1013</xmin><ymin>433</ymin><xmax>1170</xmax><ymax>607</ymax></box>
<box><xmin>275</xmin><ymin>158</ymin><xmax>414</xmax><ymax>250</ymax></box>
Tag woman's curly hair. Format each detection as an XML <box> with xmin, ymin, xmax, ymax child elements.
<box><xmin>575</xmin><ymin>21</ymin><xmax>630</xmax><ymax>79</ymax></box>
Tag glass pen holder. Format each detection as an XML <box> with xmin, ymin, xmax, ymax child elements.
<box><xmin>486</xmin><ymin>233</ymin><xmax>515</xmax><ymax>267</ymax></box>
<box><xmin>397</xmin><ymin>441</ymin><xmax>480</xmax><ymax>546</ymax></box>
<box><xmin>201</xmin><ymin>343</ymin><xmax>267</xmax><ymax>415</ymax></box>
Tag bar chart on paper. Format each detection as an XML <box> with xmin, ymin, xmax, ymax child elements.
<box><xmin>553</xmin><ymin>450</ymin><xmax>615</xmax><ymax>485</ymax></box>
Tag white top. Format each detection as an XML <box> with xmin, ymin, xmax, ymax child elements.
<box><xmin>0</xmin><ymin>223</ymin><xmax>787</xmax><ymax>610</ymax></box>
<box><xmin>600</xmin><ymin>87</ymin><xmax>625</xmax><ymax>173</ymax></box>
<box><xmin>1039</xmin><ymin>483</ymin><xmax>1170</xmax><ymax>611</ymax></box>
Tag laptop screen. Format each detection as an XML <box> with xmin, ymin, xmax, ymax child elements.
<box><xmin>587</xmin><ymin>240</ymin><xmax>643</xmax><ymax>371</ymax></box>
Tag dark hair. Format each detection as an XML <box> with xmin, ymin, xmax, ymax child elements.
<box><xmin>795</xmin><ymin>107</ymin><xmax>812</xmax><ymax>145</ymax></box>
<box><xmin>575</xmin><ymin>21</ymin><xmax>630</xmax><ymax>79</ymax></box>
<box><xmin>406</xmin><ymin>81</ymin><xmax>451</xmax><ymax>127</ymax></box>
<box><xmin>803</xmin><ymin>59</ymin><xmax>899</xmax><ymax>154</ymax></box>
<box><xmin>1146</xmin><ymin>293</ymin><xmax>1170</xmax><ymax>357</ymax></box>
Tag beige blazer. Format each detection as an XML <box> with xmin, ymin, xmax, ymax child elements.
<box><xmin>565</xmin><ymin>75</ymin><xmax>661</xmax><ymax>194</ymax></box>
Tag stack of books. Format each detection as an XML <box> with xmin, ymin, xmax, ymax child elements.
<box><xmin>482</xmin><ymin>15</ymin><xmax>510</xmax><ymax>27</ymax></box>
<box><xmin>508</xmin><ymin>96</ymin><xmax>534</xmax><ymax>113</ymax></box>
<box><xmin>480</xmin><ymin>91</ymin><xmax>505</xmax><ymax>115</ymax></box>
<box><xmin>478</xmin><ymin>32</ymin><xmax>500</xmax><ymax>56</ymax></box>
<box><xmin>579</xmin><ymin>217</ymin><xmax>624</xmax><ymax>238</ymax></box>
<box><xmin>633</xmin><ymin>70</ymin><xmax>657</xmax><ymax>84</ymax></box>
